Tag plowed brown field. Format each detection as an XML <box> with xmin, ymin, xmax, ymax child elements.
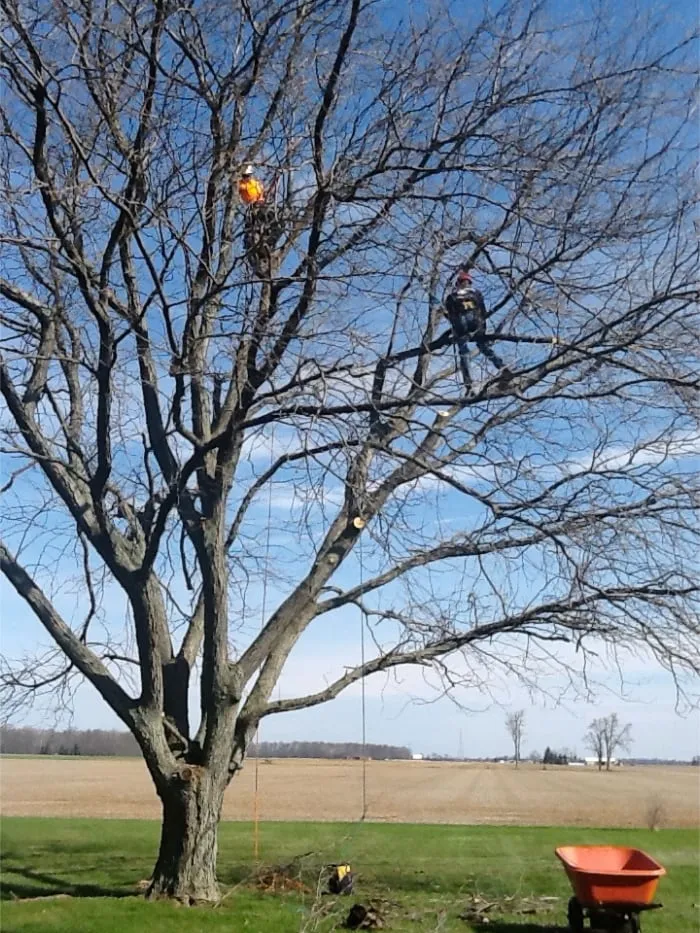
<box><xmin>1</xmin><ymin>758</ymin><xmax>697</xmax><ymax>828</ymax></box>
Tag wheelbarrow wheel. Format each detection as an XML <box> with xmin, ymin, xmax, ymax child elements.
<box><xmin>627</xmin><ymin>914</ymin><xmax>640</xmax><ymax>933</ymax></box>
<box><xmin>567</xmin><ymin>896</ymin><xmax>585</xmax><ymax>933</ymax></box>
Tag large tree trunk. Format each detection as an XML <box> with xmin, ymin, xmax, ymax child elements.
<box><xmin>149</xmin><ymin>766</ymin><xmax>226</xmax><ymax>903</ymax></box>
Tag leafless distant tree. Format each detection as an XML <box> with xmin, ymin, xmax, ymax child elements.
<box><xmin>506</xmin><ymin>710</ymin><xmax>526</xmax><ymax>767</ymax></box>
<box><xmin>585</xmin><ymin>720</ymin><xmax>606</xmax><ymax>770</ymax></box>
<box><xmin>1</xmin><ymin>0</ymin><xmax>698</xmax><ymax>903</ymax></box>
<box><xmin>585</xmin><ymin>714</ymin><xmax>632</xmax><ymax>770</ymax></box>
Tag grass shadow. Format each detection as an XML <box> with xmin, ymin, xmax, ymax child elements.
<box><xmin>218</xmin><ymin>864</ymin><xmax>261</xmax><ymax>887</ymax></box>
<box><xmin>0</xmin><ymin>859</ymin><xmax>135</xmax><ymax>901</ymax></box>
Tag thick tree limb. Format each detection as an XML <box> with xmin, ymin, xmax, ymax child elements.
<box><xmin>0</xmin><ymin>541</ymin><xmax>135</xmax><ymax>723</ymax></box>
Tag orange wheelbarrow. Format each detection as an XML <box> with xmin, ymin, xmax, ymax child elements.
<box><xmin>555</xmin><ymin>845</ymin><xmax>665</xmax><ymax>933</ymax></box>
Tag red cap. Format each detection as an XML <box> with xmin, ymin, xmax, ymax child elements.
<box><xmin>456</xmin><ymin>269</ymin><xmax>472</xmax><ymax>283</ymax></box>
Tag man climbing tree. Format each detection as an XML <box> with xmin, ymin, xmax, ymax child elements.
<box><xmin>238</xmin><ymin>164</ymin><xmax>266</xmax><ymax>208</ymax></box>
<box><xmin>444</xmin><ymin>268</ymin><xmax>513</xmax><ymax>392</ymax></box>
<box><xmin>1</xmin><ymin>0</ymin><xmax>697</xmax><ymax>906</ymax></box>
<box><xmin>238</xmin><ymin>165</ymin><xmax>280</xmax><ymax>276</ymax></box>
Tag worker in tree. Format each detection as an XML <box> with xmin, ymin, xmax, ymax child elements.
<box><xmin>238</xmin><ymin>165</ymin><xmax>279</xmax><ymax>276</ymax></box>
<box><xmin>444</xmin><ymin>268</ymin><xmax>513</xmax><ymax>393</ymax></box>
<box><xmin>238</xmin><ymin>164</ymin><xmax>265</xmax><ymax>207</ymax></box>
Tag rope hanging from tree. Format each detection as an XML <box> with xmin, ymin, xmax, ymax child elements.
<box><xmin>356</xmin><ymin>520</ymin><xmax>368</xmax><ymax>821</ymax></box>
<box><xmin>253</xmin><ymin>428</ymin><xmax>276</xmax><ymax>863</ymax></box>
<box><xmin>252</xmin><ymin>503</ymin><xmax>371</xmax><ymax>854</ymax></box>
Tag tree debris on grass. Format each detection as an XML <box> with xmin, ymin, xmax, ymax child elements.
<box><xmin>459</xmin><ymin>893</ymin><xmax>560</xmax><ymax>925</ymax></box>
<box><xmin>251</xmin><ymin>853</ymin><xmax>319</xmax><ymax>895</ymax></box>
<box><xmin>254</xmin><ymin>865</ymin><xmax>311</xmax><ymax>894</ymax></box>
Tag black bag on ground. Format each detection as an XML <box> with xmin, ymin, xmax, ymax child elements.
<box><xmin>328</xmin><ymin>863</ymin><xmax>354</xmax><ymax>895</ymax></box>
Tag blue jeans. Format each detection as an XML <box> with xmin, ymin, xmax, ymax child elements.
<box><xmin>452</xmin><ymin>314</ymin><xmax>505</xmax><ymax>388</ymax></box>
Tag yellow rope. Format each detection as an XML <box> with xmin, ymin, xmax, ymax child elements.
<box><xmin>253</xmin><ymin>747</ymin><xmax>261</xmax><ymax>862</ymax></box>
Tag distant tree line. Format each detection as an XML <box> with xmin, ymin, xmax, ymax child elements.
<box><xmin>425</xmin><ymin>753</ymin><xmax>465</xmax><ymax>761</ymax></box>
<box><xmin>542</xmin><ymin>746</ymin><xmax>571</xmax><ymax>765</ymax></box>
<box><xmin>250</xmin><ymin>740</ymin><xmax>411</xmax><ymax>760</ymax></box>
<box><xmin>627</xmin><ymin>757</ymin><xmax>699</xmax><ymax>767</ymax></box>
<box><xmin>0</xmin><ymin>725</ymin><xmax>140</xmax><ymax>756</ymax></box>
<box><xmin>0</xmin><ymin>726</ymin><xmax>410</xmax><ymax>760</ymax></box>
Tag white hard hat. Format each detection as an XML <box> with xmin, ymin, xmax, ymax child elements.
<box><xmin>242</xmin><ymin>164</ymin><xmax>254</xmax><ymax>176</ymax></box>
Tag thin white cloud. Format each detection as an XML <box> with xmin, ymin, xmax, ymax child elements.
<box><xmin>563</xmin><ymin>431</ymin><xmax>700</xmax><ymax>475</ymax></box>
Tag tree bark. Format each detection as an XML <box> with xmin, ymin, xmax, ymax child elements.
<box><xmin>149</xmin><ymin>767</ymin><xmax>225</xmax><ymax>903</ymax></box>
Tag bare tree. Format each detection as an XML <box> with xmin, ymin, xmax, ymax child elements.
<box><xmin>585</xmin><ymin>719</ymin><xmax>606</xmax><ymax>770</ymax></box>
<box><xmin>586</xmin><ymin>714</ymin><xmax>632</xmax><ymax>771</ymax></box>
<box><xmin>506</xmin><ymin>710</ymin><xmax>526</xmax><ymax>767</ymax></box>
<box><xmin>1</xmin><ymin>0</ymin><xmax>698</xmax><ymax>903</ymax></box>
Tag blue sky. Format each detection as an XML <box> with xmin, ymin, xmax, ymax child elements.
<box><xmin>3</xmin><ymin>564</ymin><xmax>698</xmax><ymax>759</ymax></box>
<box><xmin>2</xmin><ymin>370</ymin><xmax>699</xmax><ymax>760</ymax></box>
<box><xmin>1</xmin><ymin>0</ymin><xmax>698</xmax><ymax>762</ymax></box>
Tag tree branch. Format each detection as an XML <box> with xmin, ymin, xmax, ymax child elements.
<box><xmin>0</xmin><ymin>541</ymin><xmax>135</xmax><ymax>723</ymax></box>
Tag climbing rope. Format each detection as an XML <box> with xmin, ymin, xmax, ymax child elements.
<box><xmin>349</xmin><ymin>515</ymin><xmax>369</xmax><ymax>820</ymax></box>
<box><xmin>252</xmin><ymin>502</ymin><xmax>370</xmax><ymax>854</ymax></box>
<box><xmin>253</xmin><ymin>427</ymin><xmax>276</xmax><ymax>862</ymax></box>
<box><xmin>357</xmin><ymin>524</ymin><xmax>368</xmax><ymax>820</ymax></box>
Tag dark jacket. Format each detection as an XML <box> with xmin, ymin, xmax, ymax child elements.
<box><xmin>445</xmin><ymin>285</ymin><xmax>488</xmax><ymax>336</ymax></box>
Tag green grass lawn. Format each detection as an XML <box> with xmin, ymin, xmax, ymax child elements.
<box><xmin>1</xmin><ymin>818</ymin><xmax>696</xmax><ymax>932</ymax></box>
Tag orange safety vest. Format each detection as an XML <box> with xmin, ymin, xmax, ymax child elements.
<box><xmin>238</xmin><ymin>176</ymin><xmax>265</xmax><ymax>205</ymax></box>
